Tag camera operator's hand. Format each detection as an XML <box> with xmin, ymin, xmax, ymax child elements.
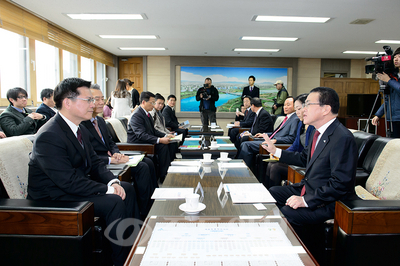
<box><xmin>372</xmin><ymin>116</ymin><xmax>380</xmax><ymax>126</ymax></box>
<box><xmin>273</xmin><ymin>104</ymin><xmax>277</xmax><ymax>110</ymax></box>
<box><xmin>377</xmin><ymin>73</ymin><xmax>390</xmax><ymax>83</ymax></box>
<box><xmin>200</xmin><ymin>93</ymin><xmax>203</xmax><ymax>99</ymax></box>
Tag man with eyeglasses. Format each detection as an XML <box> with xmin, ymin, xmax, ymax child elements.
<box><xmin>28</xmin><ymin>78</ymin><xmax>140</xmax><ymax>266</ymax></box>
<box><xmin>0</xmin><ymin>87</ymin><xmax>47</xmax><ymax>136</ymax></box>
<box><xmin>127</xmin><ymin>91</ymin><xmax>175</xmax><ymax>183</ymax></box>
<box><xmin>262</xmin><ymin>87</ymin><xmax>357</xmax><ymax>261</ymax></box>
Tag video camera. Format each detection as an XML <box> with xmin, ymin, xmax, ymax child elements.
<box><xmin>365</xmin><ymin>46</ymin><xmax>396</xmax><ymax>77</ymax></box>
<box><xmin>200</xmin><ymin>84</ymin><xmax>209</xmax><ymax>98</ymax></box>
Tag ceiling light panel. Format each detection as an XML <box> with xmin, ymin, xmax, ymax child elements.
<box><xmin>66</xmin><ymin>14</ymin><xmax>145</xmax><ymax>20</ymax></box>
<box><xmin>254</xmin><ymin>15</ymin><xmax>330</xmax><ymax>23</ymax></box>
<box><xmin>376</xmin><ymin>40</ymin><xmax>400</xmax><ymax>44</ymax></box>
<box><xmin>99</xmin><ymin>35</ymin><xmax>158</xmax><ymax>39</ymax></box>
<box><xmin>233</xmin><ymin>48</ymin><xmax>280</xmax><ymax>52</ymax></box>
<box><xmin>119</xmin><ymin>47</ymin><xmax>166</xmax><ymax>51</ymax></box>
<box><xmin>241</xmin><ymin>36</ymin><xmax>298</xmax><ymax>41</ymax></box>
<box><xmin>343</xmin><ymin>51</ymin><xmax>382</xmax><ymax>54</ymax></box>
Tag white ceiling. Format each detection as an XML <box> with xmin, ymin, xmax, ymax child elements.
<box><xmin>11</xmin><ymin>0</ymin><xmax>400</xmax><ymax>59</ymax></box>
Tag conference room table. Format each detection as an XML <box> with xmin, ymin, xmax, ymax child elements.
<box><xmin>180</xmin><ymin>136</ymin><xmax>237</xmax><ymax>159</ymax></box>
<box><xmin>124</xmin><ymin>160</ymin><xmax>318</xmax><ymax>266</ymax></box>
<box><xmin>187</xmin><ymin>125</ymin><xmax>224</xmax><ymax>136</ymax></box>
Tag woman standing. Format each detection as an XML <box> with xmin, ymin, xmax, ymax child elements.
<box><xmin>124</xmin><ymin>78</ymin><xmax>140</xmax><ymax>108</ymax></box>
<box><xmin>111</xmin><ymin>79</ymin><xmax>132</xmax><ymax>118</ymax></box>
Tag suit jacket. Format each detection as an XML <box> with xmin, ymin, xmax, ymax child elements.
<box><xmin>28</xmin><ymin>113</ymin><xmax>115</xmax><ymax>200</ymax></box>
<box><xmin>0</xmin><ymin>105</ymin><xmax>45</xmax><ymax>137</ymax></box>
<box><xmin>269</xmin><ymin>113</ymin><xmax>299</xmax><ymax>144</ymax></box>
<box><xmin>153</xmin><ymin>110</ymin><xmax>171</xmax><ymax>135</ymax></box>
<box><xmin>250</xmin><ymin>108</ymin><xmax>274</xmax><ymax>135</ymax></box>
<box><xmin>287</xmin><ymin>121</ymin><xmax>315</xmax><ymax>153</ymax></box>
<box><xmin>280</xmin><ymin>118</ymin><xmax>357</xmax><ymax>210</ymax></box>
<box><xmin>240</xmin><ymin>108</ymin><xmax>256</xmax><ymax>128</ymax></box>
<box><xmin>162</xmin><ymin>105</ymin><xmax>179</xmax><ymax>130</ymax></box>
<box><xmin>36</xmin><ymin>103</ymin><xmax>56</xmax><ymax>123</ymax></box>
<box><xmin>241</xmin><ymin>85</ymin><xmax>260</xmax><ymax>99</ymax></box>
<box><xmin>80</xmin><ymin>117</ymin><xmax>120</xmax><ymax>165</ymax></box>
<box><xmin>127</xmin><ymin>107</ymin><xmax>165</xmax><ymax>144</ymax></box>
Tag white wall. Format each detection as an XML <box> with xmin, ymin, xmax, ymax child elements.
<box><xmin>297</xmin><ymin>58</ymin><xmax>322</xmax><ymax>94</ymax></box>
<box><xmin>147</xmin><ymin>56</ymin><xmax>171</xmax><ymax>98</ymax></box>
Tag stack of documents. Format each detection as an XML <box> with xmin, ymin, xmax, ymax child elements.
<box><xmin>126</xmin><ymin>154</ymin><xmax>145</xmax><ymax>167</ymax></box>
<box><xmin>170</xmin><ymin>134</ymin><xmax>183</xmax><ymax>142</ymax></box>
<box><xmin>167</xmin><ymin>165</ymin><xmax>200</xmax><ymax>173</ymax></box>
<box><xmin>171</xmin><ymin>161</ymin><xmax>201</xmax><ymax>167</ymax></box>
<box><xmin>218</xmin><ymin>162</ymin><xmax>247</xmax><ymax>169</ymax></box>
<box><xmin>223</xmin><ymin>183</ymin><xmax>276</xmax><ymax>203</ymax></box>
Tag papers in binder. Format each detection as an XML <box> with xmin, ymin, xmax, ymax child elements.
<box><xmin>127</xmin><ymin>154</ymin><xmax>145</xmax><ymax>167</ymax></box>
<box><xmin>151</xmin><ymin>188</ymin><xmax>194</xmax><ymax>199</ymax></box>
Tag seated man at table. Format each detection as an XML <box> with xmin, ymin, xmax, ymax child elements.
<box><xmin>81</xmin><ymin>84</ymin><xmax>157</xmax><ymax>219</ymax></box>
<box><xmin>0</xmin><ymin>87</ymin><xmax>47</xmax><ymax>136</ymax></box>
<box><xmin>237</xmin><ymin>97</ymin><xmax>299</xmax><ymax>168</ymax></box>
<box><xmin>235</xmin><ymin>97</ymin><xmax>273</xmax><ymax>151</ymax></box>
<box><xmin>127</xmin><ymin>91</ymin><xmax>175</xmax><ymax>183</ymax></box>
<box><xmin>229</xmin><ymin>95</ymin><xmax>256</xmax><ymax>144</ymax></box>
<box><xmin>262</xmin><ymin>87</ymin><xmax>358</xmax><ymax>262</ymax></box>
<box><xmin>162</xmin><ymin>94</ymin><xmax>188</xmax><ymax>142</ymax></box>
<box><xmin>27</xmin><ymin>77</ymin><xmax>140</xmax><ymax>266</ymax></box>
<box><xmin>152</xmin><ymin>93</ymin><xmax>179</xmax><ymax>157</ymax></box>
<box><xmin>36</xmin><ymin>88</ymin><xmax>57</xmax><ymax>124</ymax></box>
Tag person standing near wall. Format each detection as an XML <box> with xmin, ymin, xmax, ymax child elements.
<box><xmin>111</xmin><ymin>79</ymin><xmax>132</xmax><ymax>118</ymax></box>
<box><xmin>196</xmin><ymin>77</ymin><xmax>219</xmax><ymax>126</ymax></box>
<box><xmin>272</xmin><ymin>80</ymin><xmax>288</xmax><ymax>116</ymax></box>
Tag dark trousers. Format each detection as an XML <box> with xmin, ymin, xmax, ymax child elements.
<box><xmin>155</xmin><ymin>143</ymin><xmax>174</xmax><ymax>182</ymax></box>
<box><xmin>229</xmin><ymin>127</ymin><xmax>239</xmax><ymax>143</ymax></box>
<box><xmin>390</xmin><ymin>121</ymin><xmax>400</xmax><ymax>138</ymax></box>
<box><xmin>131</xmin><ymin>157</ymin><xmax>157</xmax><ymax>219</ymax></box>
<box><xmin>200</xmin><ymin>109</ymin><xmax>216</xmax><ymax>126</ymax></box>
<box><xmin>262</xmin><ymin>162</ymin><xmax>289</xmax><ymax>188</ymax></box>
<box><xmin>174</xmin><ymin>127</ymin><xmax>188</xmax><ymax>143</ymax></box>
<box><xmin>56</xmin><ymin>181</ymin><xmax>139</xmax><ymax>266</ymax></box>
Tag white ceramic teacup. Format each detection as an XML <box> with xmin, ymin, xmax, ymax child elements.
<box><xmin>211</xmin><ymin>141</ymin><xmax>218</xmax><ymax>147</ymax></box>
<box><xmin>185</xmin><ymin>193</ymin><xmax>200</xmax><ymax>210</ymax></box>
<box><xmin>220</xmin><ymin>152</ymin><xmax>229</xmax><ymax>159</ymax></box>
<box><xmin>203</xmin><ymin>153</ymin><xmax>212</xmax><ymax>161</ymax></box>
<box><xmin>211</xmin><ymin>122</ymin><xmax>217</xmax><ymax>127</ymax></box>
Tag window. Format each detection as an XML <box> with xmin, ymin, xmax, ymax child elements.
<box><xmin>63</xmin><ymin>50</ymin><xmax>78</xmax><ymax>79</ymax></box>
<box><xmin>96</xmin><ymin>61</ymin><xmax>106</xmax><ymax>93</ymax></box>
<box><xmin>80</xmin><ymin>56</ymin><xmax>94</xmax><ymax>82</ymax></box>
<box><xmin>0</xmin><ymin>28</ymin><xmax>29</xmax><ymax>99</ymax></box>
<box><xmin>35</xmin><ymin>40</ymin><xmax>60</xmax><ymax>102</ymax></box>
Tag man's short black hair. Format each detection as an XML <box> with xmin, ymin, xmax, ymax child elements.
<box><xmin>250</xmin><ymin>97</ymin><xmax>262</xmax><ymax>107</ymax></box>
<box><xmin>155</xmin><ymin>93</ymin><xmax>165</xmax><ymax>102</ymax></box>
<box><xmin>140</xmin><ymin>91</ymin><xmax>155</xmax><ymax>103</ymax></box>
<box><xmin>205</xmin><ymin>77</ymin><xmax>212</xmax><ymax>82</ymax></box>
<box><xmin>310</xmin><ymin>87</ymin><xmax>339</xmax><ymax>114</ymax></box>
<box><xmin>240</xmin><ymin>104</ymin><xmax>244</xmax><ymax>108</ymax></box>
<box><xmin>40</xmin><ymin>88</ymin><xmax>54</xmax><ymax>101</ymax></box>
<box><xmin>249</xmin><ymin>75</ymin><xmax>256</xmax><ymax>81</ymax></box>
<box><xmin>243</xmin><ymin>95</ymin><xmax>252</xmax><ymax>101</ymax></box>
<box><xmin>7</xmin><ymin>87</ymin><xmax>28</xmax><ymax>105</ymax></box>
<box><xmin>294</xmin><ymin>93</ymin><xmax>308</xmax><ymax>104</ymax></box>
<box><xmin>167</xmin><ymin>94</ymin><xmax>176</xmax><ymax>101</ymax></box>
<box><xmin>54</xmin><ymin>78</ymin><xmax>91</xmax><ymax>110</ymax></box>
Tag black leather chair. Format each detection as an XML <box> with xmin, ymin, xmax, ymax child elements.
<box><xmin>355</xmin><ymin>136</ymin><xmax>391</xmax><ymax>187</ymax></box>
<box><xmin>352</xmin><ymin>131</ymin><xmax>380</xmax><ymax>168</ymax></box>
<box><xmin>117</xmin><ymin>117</ymin><xmax>128</xmax><ymax>129</ymax></box>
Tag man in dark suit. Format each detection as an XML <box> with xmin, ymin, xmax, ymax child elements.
<box><xmin>237</xmin><ymin>97</ymin><xmax>299</xmax><ymax>167</ymax></box>
<box><xmin>127</xmin><ymin>91</ymin><xmax>175</xmax><ymax>182</ymax></box>
<box><xmin>81</xmin><ymin>85</ymin><xmax>157</xmax><ymax>219</ymax></box>
<box><xmin>162</xmin><ymin>94</ymin><xmax>188</xmax><ymax>141</ymax></box>
<box><xmin>0</xmin><ymin>87</ymin><xmax>46</xmax><ymax>137</ymax></box>
<box><xmin>36</xmin><ymin>88</ymin><xmax>57</xmax><ymax>125</ymax></box>
<box><xmin>27</xmin><ymin>78</ymin><xmax>139</xmax><ymax>266</ymax></box>
<box><xmin>241</xmin><ymin>75</ymin><xmax>259</xmax><ymax>99</ymax></box>
<box><xmin>234</xmin><ymin>97</ymin><xmax>273</xmax><ymax>150</ymax></box>
<box><xmin>262</xmin><ymin>87</ymin><xmax>357</xmax><ymax>261</ymax></box>
<box><xmin>229</xmin><ymin>95</ymin><xmax>256</xmax><ymax>143</ymax></box>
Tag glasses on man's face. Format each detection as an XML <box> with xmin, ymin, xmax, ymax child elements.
<box><xmin>94</xmin><ymin>97</ymin><xmax>105</xmax><ymax>102</ymax></box>
<box><xmin>17</xmin><ymin>96</ymin><xmax>28</xmax><ymax>100</ymax></box>
<box><xmin>150</xmin><ymin>101</ymin><xmax>156</xmax><ymax>105</ymax></box>
<box><xmin>68</xmin><ymin>97</ymin><xmax>96</xmax><ymax>104</ymax></box>
<box><xmin>302</xmin><ymin>102</ymin><xmax>321</xmax><ymax>108</ymax></box>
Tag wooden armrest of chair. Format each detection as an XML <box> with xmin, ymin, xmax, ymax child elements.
<box><xmin>287</xmin><ymin>165</ymin><xmax>306</xmax><ymax>184</ymax></box>
<box><xmin>238</xmin><ymin>128</ymin><xmax>250</xmax><ymax>134</ymax></box>
<box><xmin>117</xmin><ymin>143</ymin><xmax>155</xmax><ymax>155</ymax></box>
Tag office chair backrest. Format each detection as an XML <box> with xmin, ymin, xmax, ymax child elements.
<box><xmin>352</xmin><ymin>131</ymin><xmax>380</xmax><ymax>167</ymax></box>
<box><xmin>106</xmin><ymin>118</ymin><xmax>127</xmax><ymax>142</ymax></box>
<box><xmin>0</xmin><ymin>136</ymin><xmax>33</xmax><ymax>199</ymax></box>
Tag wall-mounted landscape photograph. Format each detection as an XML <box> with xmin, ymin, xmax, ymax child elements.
<box><xmin>180</xmin><ymin>66</ymin><xmax>288</xmax><ymax>112</ymax></box>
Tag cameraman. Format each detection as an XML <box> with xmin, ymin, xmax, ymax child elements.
<box><xmin>196</xmin><ymin>77</ymin><xmax>219</xmax><ymax>126</ymax></box>
<box><xmin>372</xmin><ymin>47</ymin><xmax>400</xmax><ymax>138</ymax></box>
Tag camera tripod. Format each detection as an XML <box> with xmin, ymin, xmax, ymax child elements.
<box><xmin>365</xmin><ymin>80</ymin><xmax>392</xmax><ymax>137</ymax></box>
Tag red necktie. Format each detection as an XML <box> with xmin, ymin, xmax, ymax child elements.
<box><xmin>270</xmin><ymin>116</ymin><xmax>288</xmax><ymax>139</ymax></box>
<box><xmin>301</xmin><ymin>130</ymin><xmax>321</xmax><ymax>196</ymax></box>
<box><xmin>77</xmin><ymin>128</ymin><xmax>83</xmax><ymax>145</ymax></box>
